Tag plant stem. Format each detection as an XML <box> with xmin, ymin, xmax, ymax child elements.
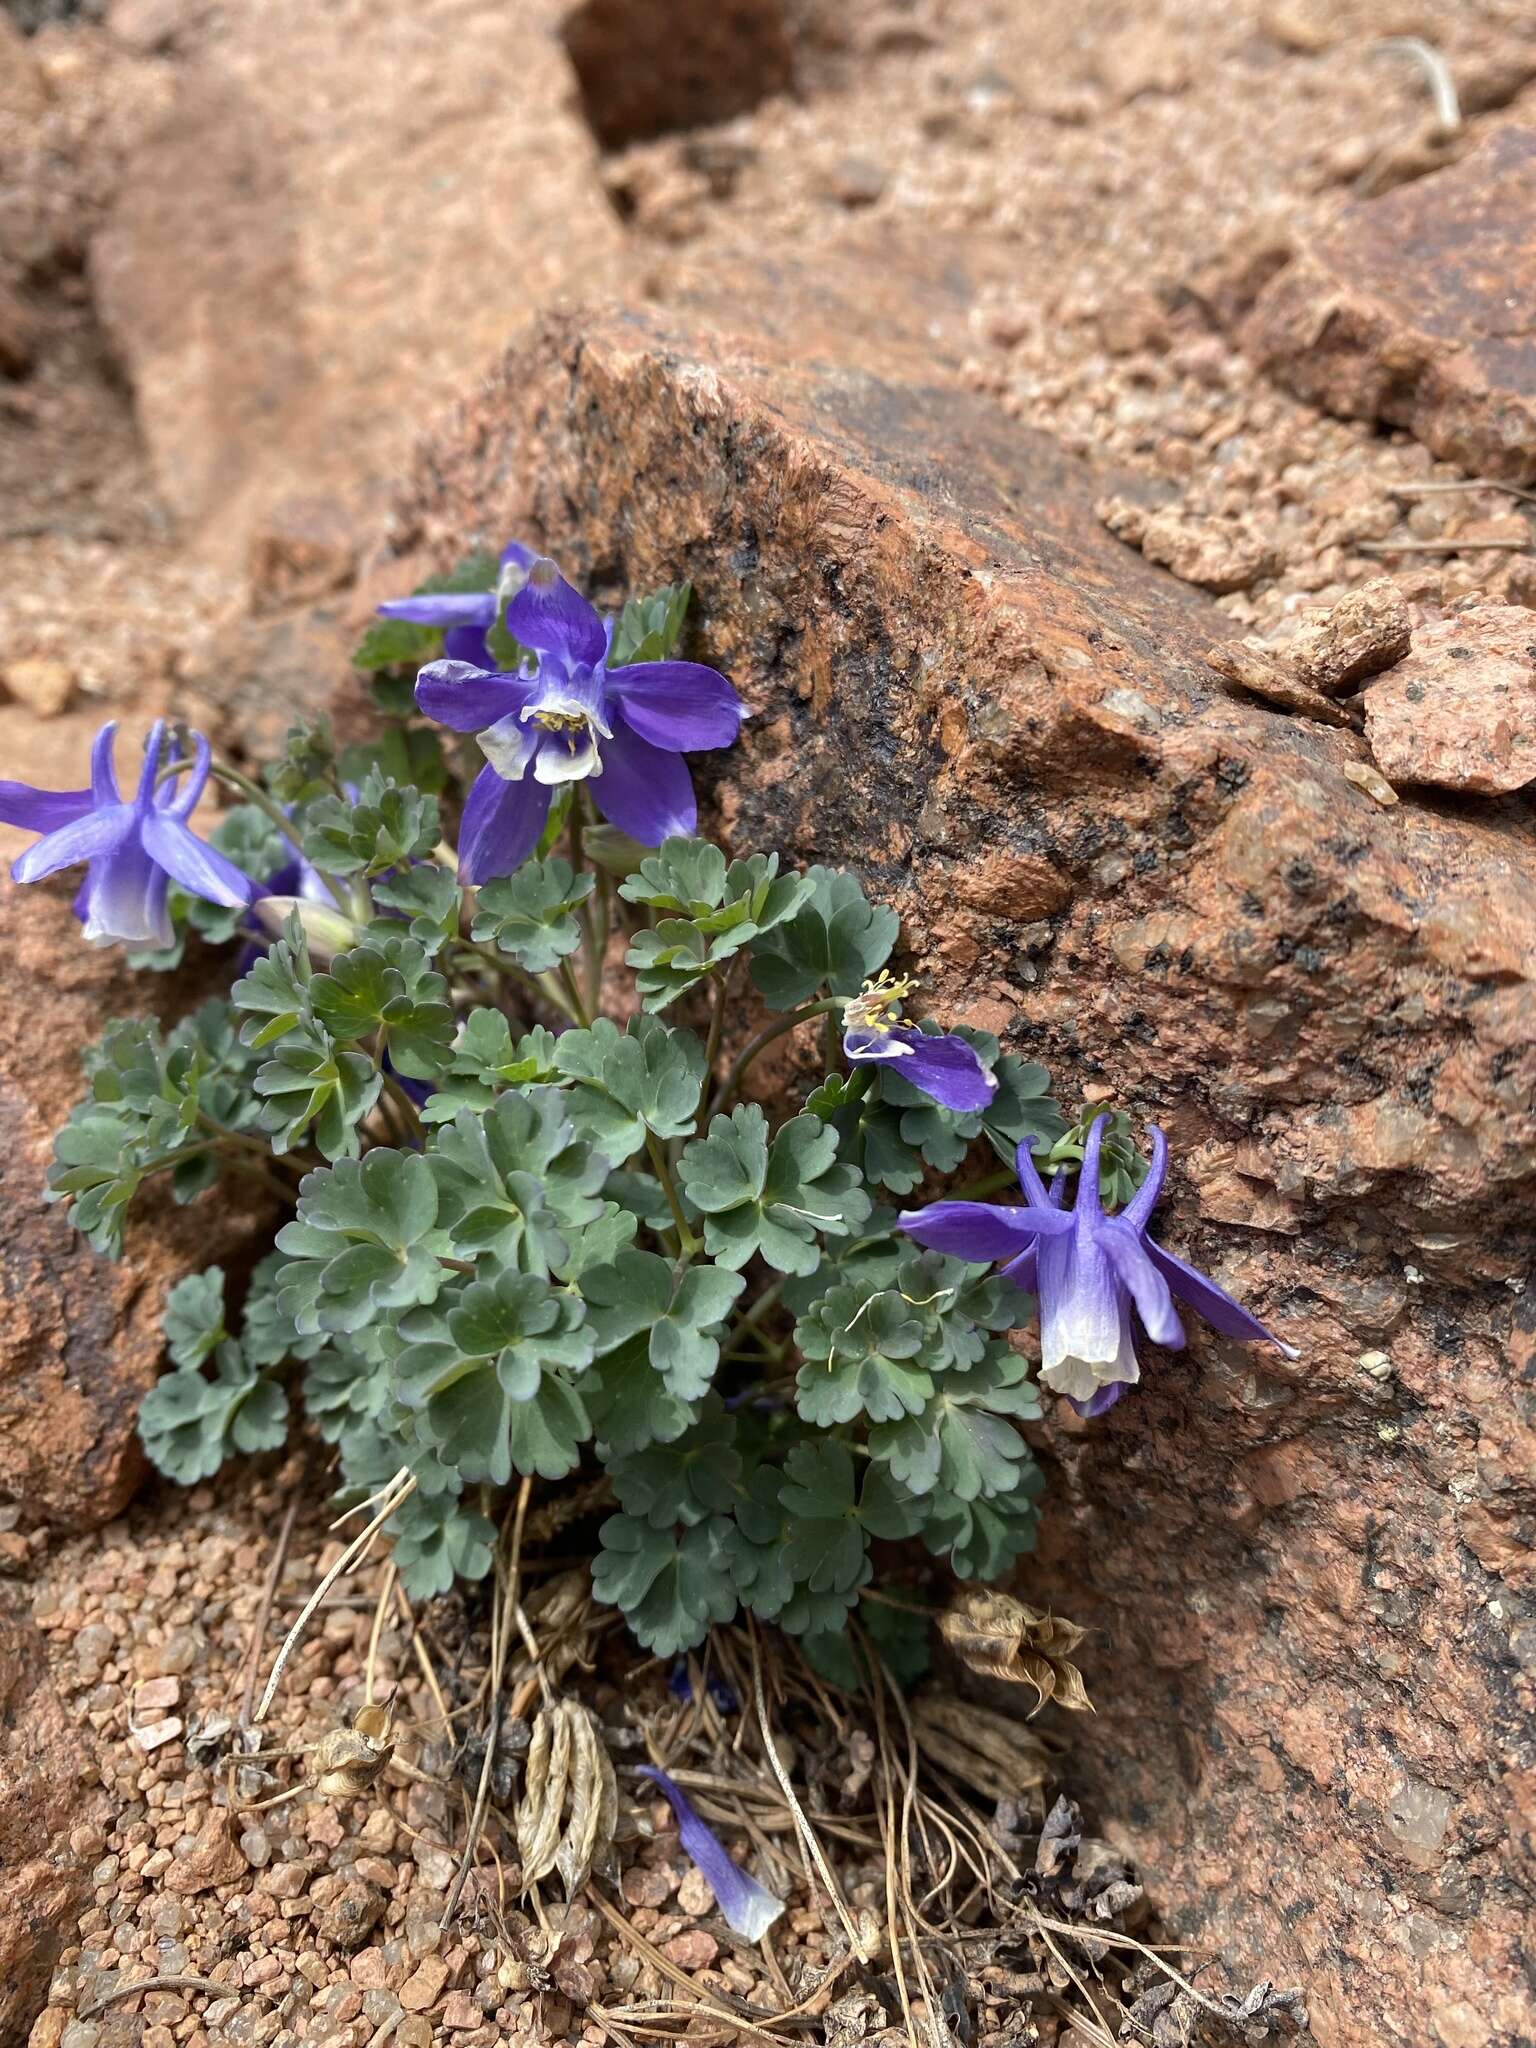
<box><xmin>644</xmin><ymin>1131</ymin><xmax>698</xmax><ymax>1255</ymax></box>
<box><xmin>207</xmin><ymin>761</ymin><xmax>352</xmax><ymax>914</ymax></box>
<box><xmin>380</xmin><ymin>1069</ymin><xmax>426</xmax><ymax>1147</ymax></box>
<box><xmin>558</xmin><ymin>960</ymin><xmax>591</xmax><ymax>1029</ymax></box>
<box><xmin>707</xmin><ymin>997</ymin><xmax>842</xmax><ymax>1120</ymax></box>
<box><xmin>734</xmin><ymin>1277</ymin><xmax>784</xmax><ymax>1344</ymax></box>
<box><xmin>697</xmin><ymin>956</ymin><xmax>738</xmax><ymax>1124</ymax></box>
<box><xmin>586</xmin><ymin>867</ymin><xmax>611</xmax><ymax>1018</ymax></box>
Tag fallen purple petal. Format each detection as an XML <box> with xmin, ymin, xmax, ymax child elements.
<box><xmin>637</xmin><ymin>1765</ymin><xmax>785</xmax><ymax>1940</ymax></box>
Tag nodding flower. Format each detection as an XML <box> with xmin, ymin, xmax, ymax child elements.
<box><xmin>376</xmin><ymin>539</ymin><xmax>537</xmax><ymax>670</ymax></box>
<box><xmin>414</xmin><ymin>555</ymin><xmax>745</xmax><ymax>883</ymax></box>
<box><xmin>898</xmin><ymin>1115</ymin><xmax>1295</xmax><ymax>1416</ymax></box>
<box><xmin>0</xmin><ymin>721</ymin><xmax>255</xmax><ymax>950</ymax></box>
<box><xmin>842</xmin><ymin>970</ymin><xmax>997</xmax><ymax>1113</ymax></box>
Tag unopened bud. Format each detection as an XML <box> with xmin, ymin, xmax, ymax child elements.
<box><xmin>252</xmin><ymin>894</ymin><xmax>359</xmax><ymax>963</ymax></box>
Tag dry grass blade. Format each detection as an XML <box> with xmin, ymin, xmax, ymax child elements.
<box><xmin>911</xmin><ymin>1694</ymin><xmax>1050</xmax><ymax>1802</ymax></box>
<box><xmin>939</xmin><ymin>1588</ymin><xmax>1094</xmax><ymax>1713</ymax></box>
<box><xmin>749</xmin><ymin>1621</ymin><xmax>876</xmax><ymax>1963</ymax></box>
<box><xmin>255</xmin><ymin>1466</ymin><xmax>416</xmax><ymax>1724</ymax></box>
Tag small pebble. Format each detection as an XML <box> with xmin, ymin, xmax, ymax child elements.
<box><xmin>399</xmin><ymin>1958</ymin><xmax>448</xmax><ymax>2013</ymax></box>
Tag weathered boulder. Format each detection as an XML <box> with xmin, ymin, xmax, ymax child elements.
<box><xmin>0</xmin><ymin>876</ymin><xmax>267</xmax><ymax>1527</ymax></box>
<box><xmin>90</xmin><ymin>0</ymin><xmax>630</xmax><ymax>561</ymax></box>
<box><xmin>1243</xmin><ymin>125</ymin><xmax>1536</xmax><ymax>482</ymax></box>
<box><xmin>384</xmin><ymin>250</ymin><xmax>1536</xmax><ymax>2046</ymax></box>
<box><xmin>1364</xmin><ymin>602</ymin><xmax>1536</xmax><ymax>795</ymax></box>
<box><xmin>0</xmin><ymin>1588</ymin><xmax>106</xmax><ymax>2048</ymax></box>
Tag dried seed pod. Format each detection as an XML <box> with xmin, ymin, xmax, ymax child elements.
<box><xmin>515</xmin><ymin>1698</ymin><xmax>620</xmax><ymax>1896</ymax></box>
<box><xmin>912</xmin><ymin>1693</ymin><xmax>1049</xmax><ymax>1802</ymax></box>
<box><xmin>939</xmin><ymin>1588</ymin><xmax>1093</xmax><ymax>1714</ymax></box>
<box><xmin>312</xmin><ymin>1700</ymin><xmax>396</xmax><ymax>1800</ymax></box>
<box><xmin>555</xmin><ymin>1703</ymin><xmax>617</xmax><ymax>1898</ymax></box>
<box><xmin>517</xmin><ymin>1700</ymin><xmax>574</xmax><ymax>1885</ymax></box>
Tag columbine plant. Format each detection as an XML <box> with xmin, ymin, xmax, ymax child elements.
<box><xmin>18</xmin><ymin>543</ymin><xmax>1290</xmax><ymax>1668</ymax></box>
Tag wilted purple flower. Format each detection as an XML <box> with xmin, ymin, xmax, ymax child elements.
<box><xmin>0</xmin><ymin>721</ymin><xmax>254</xmax><ymax>950</ymax></box>
<box><xmin>897</xmin><ymin>1115</ymin><xmax>1293</xmax><ymax>1416</ymax></box>
<box><xmin>636</xmin><ymin>1765</ymin><xmax>784</xmax><ymax>1939</ymax></box>
<box><xmin>667</xmin><ymin>1663</ymin><xmax>741</xmax><ymax>1715</ymax></box>
<box><xmin>842</xmin><ymin>972</ymin><xmax>996</xmax><ymax>1113</ymax></box>
<box><xmin>415</xmin><ymin>557</ymin><xmax>745</xmax><ymax>882</ymax></box>
<box><xmin>377</xmin><ymin>539</ymin><xmax>536</xmax><ymax>668</ymax></box>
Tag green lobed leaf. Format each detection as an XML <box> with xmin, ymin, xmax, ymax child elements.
<box><xmin>422</xmin><ymin>1013</ymin><xmax>559</xmax><ymax>1123</ymax></box>
<box><xmin>554</xmin><ymin>1014</ymin><xmax>706</xmax><ymax>1164</ymax></box>
<box><xmin>607</xmin><ymin>582</ymin><xmax>692</xmax><ymax>669</ymax></box>
<box><xmin>792</xmin><ymin>1283</ymin><xmax>932</xmax><ymax>1427</ymax></box>
<box><xmin>591</xmin><ymin>1512</ymin><xmax>738</xmax><ymax>1656</ymax></box>
<box><xmin>429</xmin><ymin>1089</ymin><xmax>607</xmax><ymax>1273</ymax></box>
<box><xmin>921</xmin><ymin>1466</ymin><xmax>1044</xmax><ymax>1580</ymax></box>
<box><xmin>139</xmin><ymin>1342</ymin><xmax>289</xmax><ymax>1485</ymax></box>
<box><xmin>870</xmin><ymin>1341</ymin><xmax>1042</xmax><ymax>1500</ymax></box>
<box><xmin>310</xmin><ymin>938</ymin><xmax>455</xmax><ymax>1081</ymax></box>
<box><xmin>389</xmin><ymin>1489</ymin><xmax>497</xmax><ymax>1600</ymax></box>
<box><xmin>252</xmin><ymin>1023</ymin><xmax>383</xmax><ymax>1159</ymax></box>
<box><xmin>266</xmin><ymin>718</ymin><xmax>337</xmax><ymax>808</ymax></box>
<box><xmin>392</xmin><ymin>1269</ymin><xmax>595</xmax><ymax>1485</ymax></box>
<box><xmin>470</xmin><ymin>857</ymin><xmax>596</xmax><ymax>975</ymax></box>
<box><xmin>580</xmin><ymin>1249</ymin><xmax>744</xmax><ymax>1400</ymax></box>
<box><xmin>275</xmin><ymin>1148</ymin><xmax>444</xmax><ymax>1336</ymax></box>
<box><xmin>233</xmin><ymin>917</ymin><xmax>314</xmax><ymax>1050</ymax></box>
<box><xmin>301</xmin><ymin>767</ymin><xmax>441</xmax><ymax>879</ymax></box>
<box><xmin>621</xmin><ymin>844</ymin><xmax>816</xmax><ymax>1011</ymax></box>
<box><xmin>749</xmin><ymin>866</ymin><xmax>900</xmax><ymax>1009</ymax></box>
<box><xmin>577</xmin><ymin>1330</ymin><xmax>698</xmax><ymax>1457</ymax></box>
<box><xmin>680</xmin><ymin>1104</ymin><xmax>872</xmax><ymax>1274</ymax></box>
<box><xmin>162</xmin><ymin>1266</ymin><xmax>228</xmax><ymax>1369</ymax></box>
<box><xmin>608</xmin><ymin>1399</ymin><xmax>742</xmax><ymax>1529</ymax></box>
<box><xmin>370</xmin><ymin>861</ymin><xmax>462</xmax><ymax>953</ymax></box>
<box><xmin>48</xmin><ymin>1007</ymin><xmax>264</xmax><ymax>1256</ymax></box>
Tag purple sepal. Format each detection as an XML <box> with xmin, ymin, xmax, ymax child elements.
<box><xmin>846</xmin><ymin>1022</ymin><xmax>996</xmax><ymax>1112</ymax></box>
<box><xmin>637</xmin><ymin>1765</ymin><xmax>785</xmax><ymax>1940</ymax></box>
<box><xmin>458</xmin><ymin>761</ymin><xmax>551</xmax><ymax>885</ymax></box>
<box><xmin>377</xmin><ymin>590</ymin><xmax>497</xmax><ymax>628</ymax></box>
<box><xmin>409</xmin><ymin>551</ymin><xmax>741</xmax><ymax>880</ymax></box>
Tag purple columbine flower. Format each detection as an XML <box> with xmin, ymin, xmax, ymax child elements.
<box><xmin>842</xmin><ymin>971</ymin><xmax>996</xmax><ymax>1113</ymax></box>
<box><xmin>636</xmin><ymin>1765</ymin><xmax>784</xmax><ymax>1940</ymax></box>
<box><xmin>897</xmin><ymin>1115</ymin><xmax>1294</xmax><ymax>1416</ymax></box>
<box><xmin>0</xmin><ymin>721</ymin><xmax>255</xmax><ymax>950</ymax></box>
<box><xmin>377</xmin><ymin>539</ymin><xmax>536</xmax><ymax>668</ymax></box>
<box><xmin>414</xmin><ymin>557</ymin><xmax>746</xmax><ymax>883</ymax></box>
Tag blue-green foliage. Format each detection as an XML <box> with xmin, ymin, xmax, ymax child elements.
<box><xmin>46</xmin><ymin>614</ymin><xmax>1134</xmax><ymax>1659</ymax></box>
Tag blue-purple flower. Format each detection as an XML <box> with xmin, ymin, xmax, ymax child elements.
<box><xmin>637</xmin><ymin>1765</ymin><xmax>784</xmax><ymax>1940</ymax></box>
<box><xmin>0</xmin><ymin>721</ymin><xmax>255</xmax><ymax>950</ymax></box>
<box><xmin>377</xmin><ymin>539</ymin><xmax>535</xmax><ymax>669</ymax></box>
<box><xmin>897</xmin><ymin>1115</ymin><xmax>1293</xmax><ymax>1416</ymax></box>
<box><xmin>842</xmin><ymin>972</ymin><xmax>996</xmax><ymax>1113</ymax></box>
<box><xmin>414</xmin><ymin>557</ymin><xmax>746</xmax><ymax>883</ymax></box>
